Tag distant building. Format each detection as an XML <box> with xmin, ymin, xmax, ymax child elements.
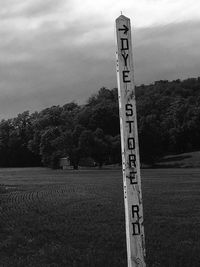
<box><xmin>60</xmin><ymin>156</ymin><xmax>96</xmax><ymax>169</ymax></box>
<box><xmin>59</xmin><ymin>157</ymin><xmax>70</xmax><ymax>169</ymax></box>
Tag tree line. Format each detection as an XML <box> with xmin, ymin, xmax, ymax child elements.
<box><xmin>0</xmin><ymin>77</ymin><xmax>200</xmax><ymax>169</ymax></box>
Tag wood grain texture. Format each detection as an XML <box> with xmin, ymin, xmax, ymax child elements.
<box><xmin>115</xmin><ymin>15</ymin><xmax>146</xmax><ymax>267</ymax></box>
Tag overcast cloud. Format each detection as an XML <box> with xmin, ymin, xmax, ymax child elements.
<box><xmin>0</xmin><ymin>0</ymin><xmax>200</xmax><ymax>118</ymax></box>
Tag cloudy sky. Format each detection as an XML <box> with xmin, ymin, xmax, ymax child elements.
<box><xmin>0</xmin><ymin>0</ymin><xmax>200</xmax><ymax>119</ymax></box>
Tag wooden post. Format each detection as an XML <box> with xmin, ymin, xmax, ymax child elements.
<box><xmin>115</xmin><ymin>15</ymin><xmax>146</xmax><ymax>267</ymax></box>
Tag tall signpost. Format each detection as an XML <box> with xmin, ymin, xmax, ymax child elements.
<box><xmin>115</xmin><ymin>15</ymin><xmax>146</xmax><ymax>267</ymax></box>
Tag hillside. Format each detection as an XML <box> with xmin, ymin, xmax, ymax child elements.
<box><xmin>156</xmin><ymin>151</ymin><xmax>200</xmax><ymax>168</ymax></box>
<box><xmin>0</xmin><ymin>77</ymin><xmax>200</xmax><ymax>168</ymax></box>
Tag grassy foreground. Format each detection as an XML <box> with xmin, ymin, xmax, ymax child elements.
<box><xmin>1</xmin><ymin>167</ymin><xmax>200</xmax><ymax>267</ymax></box>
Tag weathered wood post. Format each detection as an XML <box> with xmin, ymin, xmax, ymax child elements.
<box><xmin>115</xmin><ymin>15</ymin><xmax>146</xmax><ymax>267</ymax></box>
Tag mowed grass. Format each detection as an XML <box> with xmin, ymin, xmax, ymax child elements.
<box><xmin>1</xmin><ymin>168</ymin><xmax>200</xmax><ymax>267</ymax></box>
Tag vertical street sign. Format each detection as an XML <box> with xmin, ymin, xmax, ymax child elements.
<box><xmin>115</xmin><ymin>15</ymin><xmax>146</xmax><ymax>267</ymax></box>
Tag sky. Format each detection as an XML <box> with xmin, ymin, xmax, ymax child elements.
<box><xmin>0</xmin><ymin>0</ymin><xmax>200</xmax><ymax>119</ymax></box>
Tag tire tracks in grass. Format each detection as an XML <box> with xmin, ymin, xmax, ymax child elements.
<box><xmin>0</xmin><ymin>183</ymin><xmax>101</xmax><ymax>229</ymax></box>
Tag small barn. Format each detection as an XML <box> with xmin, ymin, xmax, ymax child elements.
<box><xmin>59</xmin><ymin>157</ymin><xmax>70</xmax><ymax>169</ymax></box>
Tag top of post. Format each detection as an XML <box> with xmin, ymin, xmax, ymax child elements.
<box><xmin>116</xmin><ymin>14</ymin><xmax>130</xmax><ymax>23</ymax></box>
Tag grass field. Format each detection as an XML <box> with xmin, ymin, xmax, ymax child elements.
<box><xmin>1</xmin><ymin>167</ymin><xmax>200</xmax><ymax>267</ymax></box>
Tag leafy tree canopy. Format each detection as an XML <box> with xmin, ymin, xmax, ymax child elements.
<box><xmin>1</xmin><ymin>77</ymin><xmax>200</xmax><ymax>168</ymax></box>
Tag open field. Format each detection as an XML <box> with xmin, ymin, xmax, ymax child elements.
<box><xmin>1</xmin><ymin>168</ymin><xmax>200</xmax><ymax>267</ymax></box>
